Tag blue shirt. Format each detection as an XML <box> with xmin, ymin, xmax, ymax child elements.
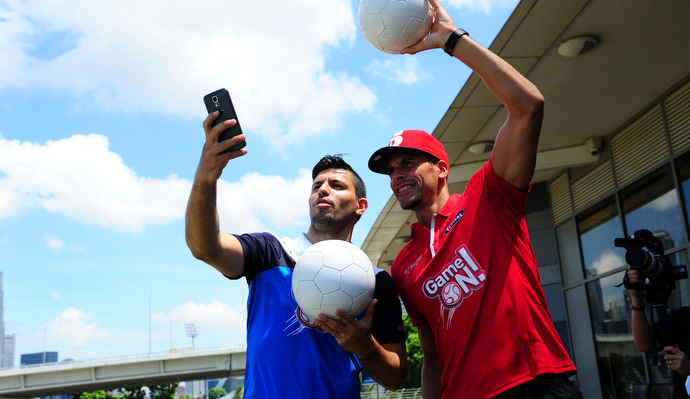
<box><xmin>234</xmin><ymin>232</ymin><xmax>394</xmax><ymax>399</ymax></box>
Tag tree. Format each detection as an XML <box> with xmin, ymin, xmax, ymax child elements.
<box><xmin>208</xmin><ymin>387</ymin><xmax>226</xmax><ymax>399</ymax></box>
<box><xmin>119</xmin><ymin>386</ymin><xmax>146</xmax><ymax>399</ymax></box>
<box><xmin>71</xmin><ymin>390</ymin><xmax>120</xmax><ymax>399</ymax></box>
<box><xmin>402</xmin><ymin>312</ymin><xmax>422</xmax><ymax>389</ymax></box>
<box><xmin>72</xmin><ymin>382</ymin><xmax>179</xmax><ymax>399</ymax></box>
<box><xmin>150</xmin><ymin>382</ymin><xmax>179</xmax><ymax>399</ymax></box>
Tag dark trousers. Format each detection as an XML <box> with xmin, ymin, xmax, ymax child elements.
<box><xmin>493</xmin><ymin>373</ymin><xmax>584</xmax><ymax>399</ymax></box>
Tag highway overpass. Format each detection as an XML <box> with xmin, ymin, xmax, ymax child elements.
<box><xmin>0</xmin><ymin>347</ymin><xmax>246</xmax><ymax>398</ymax></box>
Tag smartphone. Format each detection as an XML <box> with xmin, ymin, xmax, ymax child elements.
<box><xmin>203</xmin><ymin>88</ymin><xmax>246</xmax><ymax>151</ymax></box>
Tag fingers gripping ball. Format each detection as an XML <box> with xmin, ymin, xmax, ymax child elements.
<box><xmin>358</xmin><ymin>0</ymin><xmax>433</xmax><ymax>54</ymax></box>
<box><xmin>292</xmin><ymin>240</ymin><xmax>376</xmax><ymax>322</ymax></box>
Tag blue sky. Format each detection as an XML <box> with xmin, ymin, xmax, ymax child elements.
<box><xmin>0</xmin><ymin>0</ymin><xmax>517</xmax><ymax>363</ymax></box>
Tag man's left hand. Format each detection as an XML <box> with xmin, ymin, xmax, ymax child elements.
<box><xmin>665</xmin><ymin>346</ymin><xmax>690</xmax><ymax>376</ymax></box>
<box><xmin>315</xmin><ymin>299</ymin><xmax>378</xmax><ymax>357</ymax></box>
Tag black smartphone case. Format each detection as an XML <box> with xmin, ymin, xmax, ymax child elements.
<box><xmin>203</xmin><ymin>88</ymin><xmax>246</xmax><ymax>151</ymax></box>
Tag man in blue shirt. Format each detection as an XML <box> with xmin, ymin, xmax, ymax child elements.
<box><xmin>185</xmin><ymin>112</ymin><xmax>407</xmax><ymax>398</ymax></box>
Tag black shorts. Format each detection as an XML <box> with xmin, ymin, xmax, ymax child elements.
<box><xmin>493</xmin><ymin>373</ymin><xmax>583</xmax><ymax>399</ymax></box>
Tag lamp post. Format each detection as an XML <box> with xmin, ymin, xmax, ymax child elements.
<box><xmin>41</xmin><ymin>326</ymin><xmax>46</xmax><ymax>364</ymax></box>
<box><xmin>148</xmin><ymin>289</ymin><xmax>153</xmax><ymax>356</ymax></box>
<box><xmin>184</xmin><ymin>323</ymin><xmax>197</xmax><ymax>349</ymax></box>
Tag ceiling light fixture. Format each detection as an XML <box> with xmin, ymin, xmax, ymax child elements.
<box><xmin>558</xmin><ymin>35</ymin><xmax>599</xmax><ymax>57</ymax></box>
<box><xmin>468</xmin><ymin>141</ymin><xmax>494</xmax><ymax>155</ymax></box>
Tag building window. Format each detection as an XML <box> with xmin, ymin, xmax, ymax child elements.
<box><xmin>587</xmin><ymin>271</ymin><xmax>644</xmax><ymax>398</ymax></box>
<box><xmin>620</xmin><ymin>165</ymin><xmax>684</xmax><ymax>252</ymax></box>
<box><xmin>577</xmin><ymin>196</ymin><xmax>625</xmax><ymax>278</ymax></box>
<box><xmin>580</xmin><ymin>160</ymin><xmax>690</xmax><ymax>398</ymax></box>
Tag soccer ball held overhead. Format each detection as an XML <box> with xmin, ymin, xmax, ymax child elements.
<box><xmin>358</xmin><ymin>0</ymin><xmax>433</xmax><ymax>54</ymax></box>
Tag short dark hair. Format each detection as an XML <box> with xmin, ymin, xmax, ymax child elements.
<box><xmin>312</xmin><ymin>155</ymin><xmax>366</xmax><ymax>199</ymax></box>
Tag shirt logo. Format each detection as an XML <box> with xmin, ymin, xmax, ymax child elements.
<box><xmin>444</xmin><ymin>210</ymin><xmax>464</xmax><ymax>235</ymax></box>
<box><xmin>389</xmin><ymin>131</ymin><xmax>404</xmax><ymax>147</ymax></box>
<box><xmin>404</xmin><ymin>255</ymin><xmax>423</xmax><ymax>278</ymax></box>
<box><xmin>422</xmin><ymin>245</ymin><xmax>486</xmax><ymax>308</ymax></box>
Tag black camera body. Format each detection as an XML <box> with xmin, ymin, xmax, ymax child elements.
<box><xmin>615</xmin><ymin>229</ymin><xmax>688</xmax><ymax>304</ymax></box>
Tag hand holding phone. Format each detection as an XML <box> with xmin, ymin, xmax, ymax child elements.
<box><xmin>203</xmin><ymin>88</ymin><xmax>246</xmax><ymax>151</ymax></box>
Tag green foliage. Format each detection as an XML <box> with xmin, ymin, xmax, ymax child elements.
<box><xmin>208</xmin><ymin>387</ymin><xmax>227</xmax><ymax>399</ymax></box>
<box><xmin>71</xmin><ymin>391</ymin><xmax>120</xmax><ymax>399</ymax></box>
<box><xmin>150</xmin><ymin>383</ymin><xmax>179</xmax><ymax>399</ymax></box>
<box><xmin>119</xmin><ymin>387</ymin><xmax>146</xmax><ymax>399</ymax></box>
<box><xmin>402</xmin><ymin>313</ymin><xmax>422</xmax><ymax>389</ymax></box>
<box><xmin>232</xmin><ymin>385</ymin><xmax>244</xmax><ymax>399</ymax></box>
<box><xmin>72</xmin><ymin>382</ymin><xmax>179</xmax><ymax>399</ymax></box>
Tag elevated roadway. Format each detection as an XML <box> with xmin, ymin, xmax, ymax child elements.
<box><xmin>0</xmin><ymin>347</ymin><xmax>246</xmax><ymax>398</ymax></box>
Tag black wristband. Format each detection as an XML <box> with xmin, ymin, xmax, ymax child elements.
<box><xmin>444</xmin><ymin>28</ymin><xmax>468</xmax><ymax>56</ymax></box>
<box><xmin>632</xmin><ymin>304</ymin><xmax>645</xmax><ymax>311</ymax></box>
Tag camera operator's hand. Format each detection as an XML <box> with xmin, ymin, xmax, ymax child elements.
<box><xmin>664</xmin><ymin>346</ymin><xmax>690</xmax><ymax>376</ymax></box>
<box><xmin>625</xmin><ymin>266</ymin><xmax>645</xmax><ymax>297</ymax></box>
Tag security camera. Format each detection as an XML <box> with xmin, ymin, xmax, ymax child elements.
<box><xmin>585</xmin><ymin>136</ymin><xmax>604</xmax><ymax>155</ymax></box>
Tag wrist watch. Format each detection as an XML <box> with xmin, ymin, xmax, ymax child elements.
<box><xmin>444</xmin><ymin>28</ymin><xmax>468</xmax><ymax>56</ymax></box>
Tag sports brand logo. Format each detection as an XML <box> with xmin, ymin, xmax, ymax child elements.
<box><xmin>404</xmin><ymin>255</ymin><xmax>423</xmax><ymax>278</ymax></box>
<box><xmin>389</xmin><ymin>131</ymin><xmax>404</xmax><ymax>147</ymax></box>
<box><xmin>296</xmin><ymin>307</ymin><xmax>325</xmax><ymax>331</ymax></box>
<box><xmin>285</xmin><ymin>306</ymin><xmax>327</xmax><ymax>337</ymax></box>
<box><xmin>444</xmin><ymin>210</ymin><xmax>464</xmax><ymax>235</ymax></box>
<box><xmin>423</xmin><ymin>245</ymin><xmax>486</xmax><ymax>308</ymax></box>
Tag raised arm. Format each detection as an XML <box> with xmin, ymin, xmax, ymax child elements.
<box><xmin>403</xmin><ymin>0</ymin><xmax>544</xmax><ymax>191</ymax></box>
<box><xmin>185</xmin><ymin>112</ymin><xmax>248</xmax><ymax>278</ymax></box>
<box><xmin>626</xmin><ymin>268</ymin><xmax>654</xmax><ymax>352</ymax></box>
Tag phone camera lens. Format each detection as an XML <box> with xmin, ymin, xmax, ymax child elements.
<box><xmin>212</xmin><ymin>96</ymin><xmax>219</xmax><ymax>106</ymax></box>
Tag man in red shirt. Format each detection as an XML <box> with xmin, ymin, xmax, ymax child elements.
<box><xmin>367</xmin><ymin>0</ymin><xmax>581</xmax><ymax>397</ymax></box>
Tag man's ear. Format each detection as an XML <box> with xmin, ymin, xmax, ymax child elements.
<box><xmin>437</xmin><ymin>159</ymin><xmax>449</xmax><ymax>180</ymax></box>
<box><xmin>356</xmin><ymin>198</ymin><xmax>369</xmax><ymax>216</ymax></box>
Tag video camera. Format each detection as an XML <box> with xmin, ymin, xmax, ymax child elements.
<box><xmin>614</xmin><ymin>229</ymin><xmax>687</xmax><ymax>303</ymax></box>
<box><xmin>616</xmin><ymin>229</ymin><xmax>689</xmax><ymax>391</ymax></box>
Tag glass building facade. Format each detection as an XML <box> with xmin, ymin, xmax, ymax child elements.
<box><xmin>551</xmin><ymin>79</ymin><xmax>690</xmax><ymax>398</ymax></box>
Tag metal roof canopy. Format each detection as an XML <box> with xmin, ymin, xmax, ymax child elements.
<box><xmin>362</xmin><ymin>0</ymin><xmax>690</xmax><ymax>270</ymax></box>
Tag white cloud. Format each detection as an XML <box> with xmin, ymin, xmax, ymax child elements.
<box><xmin>0</xmin><ymin>134</ymin><xmax>188</xmax><ymax>230</ymax></box>
<box><xmin>649</xmin><ymin>190</ymin><xmax>678</xmax><ymax>212</ymax></box>
<box><xmin>446</xmin><ymin>0</ymin><xmax>518</xmax><ymax>14</ymax></box>
<box><xmin>153</xmin><ymin>299</ymin><xmax>245</xmax><ymax>330</ymax></box>
<box><xmin>0</xmin><ymin>0</ymin><xmax>375</xmax><ymax>149</ymax></box>
<box><xmin>44</xmin><ymin>234</ymin><xmax>64</xmax><ymax>250</ymax></box>
<box><xmin>365</xmin><ymin>57</ymin><xmax>431</xmax><ymax>85</ymax></box>
<box><xmin>51</xmin><ymin>291</ymin><xmax>61</xmax><ymax>299</ymax></box>
<box><xmin>590</xmin><ymin>249</ymin><xmax>624</xmax><ymax>276</ymax></box>
<box><xmin>48</xmin><ymin>307</ymin><xmax>108</xmax><ymax>346</ymax></box>
<box><xmin>0</xmin><ymin>135</ymin><xmax>311</xmax><ymax>232</ymax></box>
<box><xmin>216</xmin><ymin>170</ymin><xmax>312</xmax><ymax>234</ymax></box>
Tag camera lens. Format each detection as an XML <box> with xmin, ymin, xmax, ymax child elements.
<box><xmin>626</xmin><ymin>247</ymin><xmax>666</xmax><ymax>277</ymax></box>
<box><xmin>625</xmin><ymin>247</ymin><xmax>649</xmax><ymax>269</ymax></box>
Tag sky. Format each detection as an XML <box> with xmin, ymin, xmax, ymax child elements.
<box><xmin>0</xmin><ymin>0</ymin><xmax>518</xmax><ymax>364</ymax></box>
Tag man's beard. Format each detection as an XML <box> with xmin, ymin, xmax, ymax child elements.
<box><xmin>397</xmin><ymin>190</ymin><xmax>422</xmax><ymax>211</ymax></box>
<box><xmin>311</xmin><ymin>210</ymin><xmax>350</xmax><ymax>231</ymax></box>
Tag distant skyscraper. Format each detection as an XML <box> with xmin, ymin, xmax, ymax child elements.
<box><xmin>0</xmin><ymin>272</ymin><xmax>14</xmax><ymax>368</ymax></box>
<box><xmin>2</xmin><ymin>334</ymin><xmax>14</xmax><ymax>368</ymax></box>
<box><xmin>20</xmin><ymin>352</ymin><xmax>58</xmax><ymax>366</ymax></box>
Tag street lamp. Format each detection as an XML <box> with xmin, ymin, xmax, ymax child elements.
<box><xmin>184</xmin><ymin>323</ymin><xmax>197</xmax><ymax>349</ymax></box>
<box><xmin>41</xmin><ymin>326</ymin><xmax>46</xmax><ymax>364</ymax></box>
<box><xmin>148</xmin><ymin>289</ymin><xmax>153</xmax><ymax>356</ymax></box>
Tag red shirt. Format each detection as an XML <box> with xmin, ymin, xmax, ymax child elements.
<box><xmin>391</xmin><ymin>161</ymin><xmax>576</xmax><ymax>398</ymax></box>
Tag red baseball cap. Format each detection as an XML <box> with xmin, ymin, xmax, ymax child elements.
<box><xmin>368</xmin><ymin>130</ymin><xmax>449</xmax><ymax>175</ymax></box>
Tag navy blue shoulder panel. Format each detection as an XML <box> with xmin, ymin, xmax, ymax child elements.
<box><xmin>233</xmin><ymin>232</ymin><xmax>296</xmax><ymax>284</ymax></box>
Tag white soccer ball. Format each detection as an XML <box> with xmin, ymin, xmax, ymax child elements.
<box><xmin>292</xmin><ymin>240</ymin><xmax>376</xmax><ymax>322</ymax></box>
<box><xmin>358</xmin><ymin>0</ymin><xmax>433</xmax><ymax>54</ymax></box>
